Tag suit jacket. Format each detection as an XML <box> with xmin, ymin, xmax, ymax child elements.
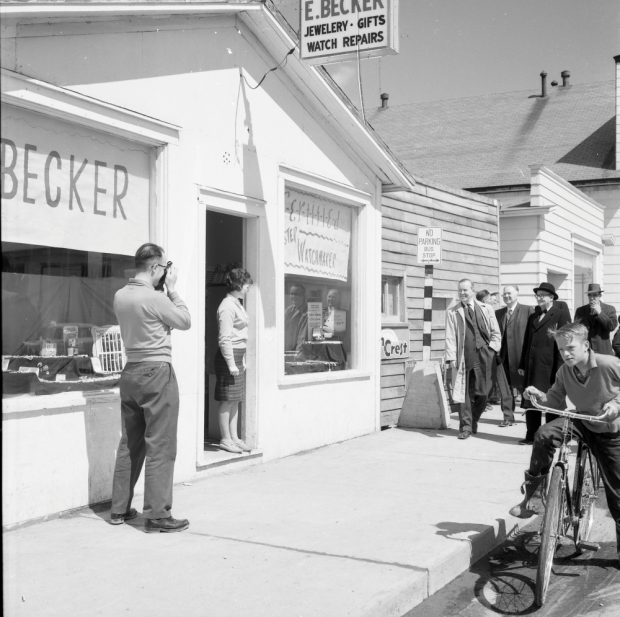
<box><xmin>574</xmin><ymin>301</ymin><xmax>617</xmax><ymax>355</ymax></box>
<box><xmin>519</xmin><ymin>301</ymin><xmax>571</xmax><ymax>391</ymax></box>
<box><xmin>496</xmin><ymin>303</ymin><xmax>534</xmax><ymax>389</ymax></box>
<box><xmin>445</xmin><ymin>300</ymin><xmax>501</xmax><ymax>403</ymax></box>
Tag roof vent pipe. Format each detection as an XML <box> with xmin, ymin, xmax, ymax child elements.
<box><xmin>561</xmin><ymin>70</ymin><xmax>570</xmax><ymax>86</ymax></box>
<box><xmin>540</xmin><ymin>71</ymin><xmax>547</xmax><ymax>97</ymax></box>
<box><xmin>380</xmin><ymin>92</ymin><xmax>389</xmax><ymax>110</ymax></box>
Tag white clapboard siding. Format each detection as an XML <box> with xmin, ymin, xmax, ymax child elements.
<box><xmin>500</xmin><ymin>166</ymin><xmax>606</xmax><ymax>312</ymax></box>
<box><xmin>380</xmin><ymin>182</ymin><xmax>500</xmax><ymax>425</ymax></box>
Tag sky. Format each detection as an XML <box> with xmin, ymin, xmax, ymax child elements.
<box><xmin>275</xmin><ymin>0</ymin><xmax>620</xmax><ymax>109</ymax></box>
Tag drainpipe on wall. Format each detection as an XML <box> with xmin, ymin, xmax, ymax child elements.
<box><xmin>615</xmin><ymin>55</ymin><xmax>620</xmax><ymax>171</ymax></box>
<box><xmin>540</xmin><ymin>71</ymin><xmax>547</xmax><ymax>97</ymax></box>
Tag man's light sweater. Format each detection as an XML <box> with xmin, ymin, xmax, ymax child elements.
<box><xmin>545</xmin><ymin>351</ymin><xmax>620</xmax><ymax>433</ymax></box>
<box><xmin>114</xmin><ymin>279</ymin><xmax>191</xmax><ymax>363</ymax></box>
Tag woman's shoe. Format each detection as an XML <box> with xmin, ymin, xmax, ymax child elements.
<box><xmin>219</xmin><ymin>439</ymin><xmax>243</xmax><ymax>453</ymax></box>
<box><xmin>233</xmin><ymin>439</ymin><xmax>252</xmax><ymax>452</ymax></box>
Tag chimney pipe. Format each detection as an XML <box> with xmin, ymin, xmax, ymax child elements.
<box><xmin>561</xmin><ymin>70</ymin><xmax>570</xmax><ymax>87</ymax></box>
<box><xmin>380</xmin><ymin>92</ymin><xmax>389</xmax><ymax>110</ymax></box>
<box><xmin>540</xmin><ymin>71</ymin><xmax>547</xmax><ymax>97</ymax></box>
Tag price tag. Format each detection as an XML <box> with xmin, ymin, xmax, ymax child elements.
<box><xmin>90</xmin><ymin>357</ymin><xmax>103</xmax><ymax>374</ymax></box>
<box><xmin>56</xmin><ymin>374</ymin><xmax>66</xmax><ymax>382</ymax></box>
<box><xmin>18</xmin><ymin>366</ymin><xmax>40</xmax><ymax>375</ymax></box>
<box><xmin>2</xmin><ymin>357</ymin><xmax>10</xmax><ymax>371</ymax></box>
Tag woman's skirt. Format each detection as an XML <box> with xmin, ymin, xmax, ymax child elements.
<box><xmin>214</xmin><ymin>347</ymin><xmax>246</xmax><ymax>402</ymax></box>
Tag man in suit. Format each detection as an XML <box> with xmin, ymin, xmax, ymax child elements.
<box><xmin>445</xmin><ymin>279</ymin><xmax>502</xmax><ymax>440</ymax></box>
<box><xmin>518</xmin><ymin>282</ymin><xmax>572</xmax><ymax>444</ymax></box>
<box><xmin>495</xmin><ymin>285</ymin><xmax>534</xmax><ymax>427</ymax></box>
<box><xmin>574</xmin><ymin>283</ymin><xmax>617</xmax><ymax>355</ymax></box>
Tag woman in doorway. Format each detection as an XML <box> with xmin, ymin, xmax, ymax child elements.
<box><xmin>215</xmin><ymin>265</ymin><xmax>253</xmax><ymax>453</ymax></box>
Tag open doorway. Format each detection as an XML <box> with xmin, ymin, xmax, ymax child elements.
<box><xmin>204</xmin><ymin>211</ymin><xmax>244</xmax><ymax>450</ymax></box>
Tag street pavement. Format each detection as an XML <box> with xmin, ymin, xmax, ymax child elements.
<box><xmin>4</xmin><ymin>406</ymin><xmax>542</xmax><ymax>617</ymax></box>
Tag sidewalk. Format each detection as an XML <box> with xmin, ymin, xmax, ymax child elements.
<box><xmin>4</xmin><ymin>406</ymin><xmax>534</xmax><ymax>617</ymax></box>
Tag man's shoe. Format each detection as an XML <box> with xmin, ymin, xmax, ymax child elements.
<box><xmin>499</xmin><ymin>421</ymin><xmax>514</xmax><ymax>427</ymax></box>
<box><xmin>145</xmin><ymin>517</ymin><xmax>189</xmax><ymax>533</ymax></box>
<box><xmin>518</xmin><ymin>438</ymin><xmax>534</xmax><ymax>445</ymax></box>
<box><xmin>458</xmin><ymin>430</ymin><xmax>471</xmax><ymax>440</ymax></box>
<box><xmin>110</xmin><ymin>508</ymin><xmax>139</xmax><ymax>525</ymax></box>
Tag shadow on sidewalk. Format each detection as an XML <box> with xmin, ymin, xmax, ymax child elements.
<box><xmin>397</xmin><ymin>425</ymin><xmax>527</xmax><ymax>445</ymax></box>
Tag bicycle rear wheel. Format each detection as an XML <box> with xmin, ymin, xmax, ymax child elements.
<box><xmin>536</xmin><ymin>466</ymin><xmax>565</xmax><ymax>607</ymax></box>
<box><xmin>573</xmin><ymin>445</ymin><xmax>598</xmax><ymax>549</ymax></box>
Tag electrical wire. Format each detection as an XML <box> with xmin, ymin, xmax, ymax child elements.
<box><xmin>356</xmin><ymin>45</ymin><xmax>366</xmax><ymax>124</ymax></box>
<box><xmin>240</xmin><ymin>47</ymin><xmax>296</xmax><ymax>90</ymax></box>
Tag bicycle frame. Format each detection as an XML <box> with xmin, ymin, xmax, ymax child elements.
<box><xmin>527</xmin><ymin>400</ymin><xmax>603</xmax><ymax>606</ymax></box>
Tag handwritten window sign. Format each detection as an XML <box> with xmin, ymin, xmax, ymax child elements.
<box><xmin>284</xmin><ymin>188</ymin><xmax>352</xmax><ymax>282</ymax></box>
<box><xmin>0</xmin><ymin>106</ymin><xmax>150</xmax><ymax>255</ymax></box>
<box><xmin>417</xmin><ymin>227</ymin><xmax>442</xmax><ymax>264</ymax></box>
<box><xmin>300</xmin><ymin>0</ymin><xmax>398</xmax><ymax>63</ymax></box>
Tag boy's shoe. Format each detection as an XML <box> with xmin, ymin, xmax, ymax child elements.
<box><xmin>110</xmin><ymin>507</ymin><xmax>139</xmax><ymax>525</ymax></box>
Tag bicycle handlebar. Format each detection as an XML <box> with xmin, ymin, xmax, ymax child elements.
<box><xmin>523</xmin><ymin>398</ymin><xmax>606</xmax><ymax>423</ymax></box>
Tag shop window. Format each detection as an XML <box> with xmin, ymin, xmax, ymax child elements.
<box><xmin>381</xmin><ymin>275</ymin><xmax>404</xmax><ymax>322</ymax></box>
<box><xmin>283</xmin><ymin>188</ymin><xmax>353</xmax><ymax>375</ymax></box>
<box><xmin>2</xmin><ymin>241</ymin><xmax>134</xmax><ymax>396</ymax></box>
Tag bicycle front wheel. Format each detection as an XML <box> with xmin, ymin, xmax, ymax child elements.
<box><xmin>573</xmin><ymin>446</ymin><xmax>598</xmax><ymax>549</ymax></box>
<box><xmin>536</xmin><ymin>466</ymin><xmax>564</xmax><ymax>607</ymax></box>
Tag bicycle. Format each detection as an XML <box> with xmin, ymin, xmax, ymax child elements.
<box><xmin>526</xmin><ymin>399</ymin><xmax>603</xmax><ymax>607</ymax></box>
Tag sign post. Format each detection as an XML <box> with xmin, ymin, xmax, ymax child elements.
<box><xmin>398</xmin><ymin>226</ymin><xmax>449</xmax><ymax>429</ymax></box>
<box><xmin>417</xmin><ymin>227</ymin><xmax>442</xmax><ymax>361</ymax></box>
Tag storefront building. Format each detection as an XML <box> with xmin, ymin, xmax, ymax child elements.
<box><xmin>1</xmin><ymin>1</ymin><xmax>415</xmax><ymax>526</ymax></box>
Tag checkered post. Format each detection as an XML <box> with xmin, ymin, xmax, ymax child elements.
<box><xmin>422</xmin><ymin>264</ymin><xmax>433</xmax><ymax>361</ymax></box>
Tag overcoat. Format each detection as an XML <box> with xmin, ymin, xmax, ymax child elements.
<box><xmin>519</xmin><ymin>302</ymin><xmax>571</xmax><ymax>391</ymax></box>
<box><xmin>574</xmin><ymin>301</ymin><xmax>617</xmax><ymax>355</ymax></box>
<box><xmin>496</xmin><ymin>303</ymin><xmax>533</xmax><ymax>389</ymax></box>
<box><xmin>445</xmin><ymin>300</ymin><xmax>502</xmax><ymax>403</ymax></box>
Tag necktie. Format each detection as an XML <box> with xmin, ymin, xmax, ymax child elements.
<box><xmin>507</xmin><ymin>308</ymin><xmax>513</xmax><ymax>320</ymax></box>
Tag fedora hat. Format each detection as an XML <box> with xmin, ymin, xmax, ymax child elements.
<box><xmin>533</xmin><ymin>282</ymin><xmax>558</xmax><ymax>300</ymax></box>
<box><xmin>586</xmin><ymin>283</ymin><xmax>603</xmax><ymax>295</ymax></box>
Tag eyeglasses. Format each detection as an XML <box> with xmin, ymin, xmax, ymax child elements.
<box><xmin>155</xmin><ymin>261</ymin><xmax>173</xmax><ymax>270</ymax></box>
<box><xmin>535</xmin><ymin>294</ymin><xmax>552</xmax><ymax>299</ymax></box>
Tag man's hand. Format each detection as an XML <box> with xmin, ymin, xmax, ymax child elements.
<box><xmin>589</xmin><ymin>297</ymin><xmax>602</xmax><ymax>315</ymax></box>
<box><xmin>524</xmin><ymin>386</ymin><xmax>546</xmax><ymax>403</ymax></box>
<box><xmin>599</xmin><ymin>400</ymin><xmax>620</xmax><ymax>430</ymax></box>
<box><xmin>165</xmin><ymin>264</ymin><xmax>178</xmax><ymax>293</ymax></box>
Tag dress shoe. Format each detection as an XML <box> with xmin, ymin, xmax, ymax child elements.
<box><xmin>145</xmin><ymin>516</ymin><xmax>189</xmax><ymax>533</ymax></box>
<box><xmin>219</xmin><ymin>439</ymin><xmax>243</xmax><ymax>453</ymax></box>
<box><xmin>518</xmin><ymin>438</ymin><xmax>534</xmax><ymax>445</ymax></box>
<box><xmin>458</xmin><ymin>430</ymin><xmax>472</xmax><ymax>440</ymax></box>
<box><xmin>233</xmin><ymin>439</ymin><xmax>252</xmax><ymax>452</ymax></box>
<box><xmin>499</xmin><ymin>421</ymin><xmax>514</xmax><ymax>427</ymax></box>
<box><xmin>110</xmin><ymin>507</ymin><xmax>139</xmax><ymax>525</ymax></box>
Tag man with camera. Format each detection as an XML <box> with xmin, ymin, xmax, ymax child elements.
<box><xmin>110</xmin><ymin>243</ymin><xmax>191</xmax><ymax>533</ymax></box>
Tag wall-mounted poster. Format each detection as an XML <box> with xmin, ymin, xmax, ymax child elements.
<box><xmin>284</xmin><ymin>188</ymin><xmax>352</xmax><ymax>282</ymax></box>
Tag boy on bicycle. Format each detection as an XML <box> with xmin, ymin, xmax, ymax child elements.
<box><xmin>509</xmin><ymin>323</ymin><xmax>620</xmax><ymax>566</ymax></box>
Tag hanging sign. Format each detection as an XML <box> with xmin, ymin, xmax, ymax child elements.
<box><xmin>300</xmin><ymin>0</ymin><xmax>399</xmax><ymax>64</ymax></box>
<box><xmin>0</xmin><ymin>105</ymin><xmax>151</xmax><ymax>256</ymax></box>
<box><xmin>284</xmin><ymin>188</ymin><xmax>352</xmax><ymax>282</ymax></box>
<box><xmin>417</xmin><ymin>227</ymin><xmax>442</xmax><ymax>264</ymax></box>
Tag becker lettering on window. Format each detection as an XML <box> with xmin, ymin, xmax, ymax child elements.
<box><xmin>1</xmin><ymin>138</ymin><xmax>129</xmax><ymax>219</ymax></box>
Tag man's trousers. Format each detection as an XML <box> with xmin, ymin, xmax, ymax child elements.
<box><xmin>111</xmin><ymin>361</ymin><xmax>179</xmax><ymax>520</ymax></box>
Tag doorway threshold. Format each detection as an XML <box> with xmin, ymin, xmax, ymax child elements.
<box><xmin>197</xmin><ymin>441</ymin><xmax>263</xmax><ymax>471</ymax></box>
